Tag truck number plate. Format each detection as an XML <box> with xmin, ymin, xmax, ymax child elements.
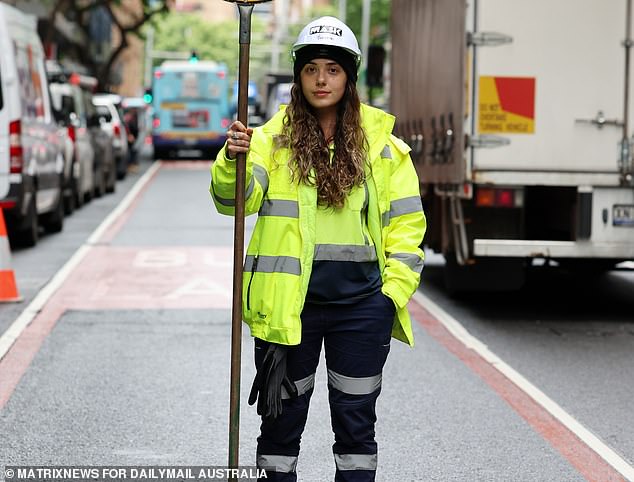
<box><xmin>613</xmin><ymin>204</ymin><xmax>634</xmax><ymax>226</ymax></box>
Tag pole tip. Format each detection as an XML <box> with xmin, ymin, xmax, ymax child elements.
<box><xmin>224</xmin><ymin>0</ymin><xmax>272</xmax><ymax>3</ymax></box>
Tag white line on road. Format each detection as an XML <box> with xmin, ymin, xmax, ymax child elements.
<box><xmin>412</xmin><ymin>290</ymin><xmax>634</xmax><ymax>481</ymax></box>
<box><xmin>0</xmin><ymin>162</ymin><xmax>162</xmax><ymax>362</ymax></box>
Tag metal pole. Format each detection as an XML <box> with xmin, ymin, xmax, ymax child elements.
<box><xmin>144</xmin><ymin>27</ymin><xmax>154</xmax><ymax>88</ymax></box>
<box><xmin>339</xmin><ymin>0</ymin><xmax>347</xmax><ymax>22</ymax></box>
<box><xmin>361</xmin><ymin>0</ymin><xmax>370</xmax><ymax>72</ymax></box>
<box><xmin>470</xmin><ymin>0</ymin><xmax>479</xmax><ymax>175</ymax></box>
<box><xmin>271</xmin><ymin>0</ymin><xmax>288</xmax><ymax>72</ymax></box>
<box><xmin>223</xmin><ymin>1</ymin><xmax>269</xmax><ymax>478</ymax></box>
<box><xmin>625</xmin><ymin>0</ymin><xmax>631</xmax><ymax>140</ymax></box>
<box><xmin>622</xmin><ymin>0</ymin><xmax>633</xmax><ymax>184</ymax></box>
<box><xmin>229</xmin><ymin>6</ymin><xmax>251</xmax><ymax>473</ymax></box>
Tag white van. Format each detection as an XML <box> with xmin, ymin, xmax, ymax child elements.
<box><xmin>0</xmin><ymin>3</ymin><xmax>65</xmax><ymax>246</ymax></box>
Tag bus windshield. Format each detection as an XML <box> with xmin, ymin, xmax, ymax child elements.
<box><xmin>151</xmin><ymin>60</ymin><xmax>231</xmax><ymax>159</ymax></box>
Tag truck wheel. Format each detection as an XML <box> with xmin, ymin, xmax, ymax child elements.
<box><xmin>444</xmin><ymin>253</ymin><xmax>526</xmax><ymax>295</ymax></box>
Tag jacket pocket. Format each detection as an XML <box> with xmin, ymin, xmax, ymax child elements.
<box><xmin>246</xmin><ymin>255</ymin><xmax>259</xmax><ymax>311</ymax></box>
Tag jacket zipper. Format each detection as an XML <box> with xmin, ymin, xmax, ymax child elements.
<box><xmin>246</xmin><ymin>255</ymin><xmax>258</xmax><ymax>311</ymax></box>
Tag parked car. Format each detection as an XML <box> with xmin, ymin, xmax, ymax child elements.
<box><xmin>47</xmin><ymin>63</ymin><xmax>96</xmax><ymax>211</ymax></box>
<box><xmin>93</xmin><ymin>93</ymin><xmax>128</xmax><ymax>179</ymax></box>
<box><xmin>0</xmin><ymin>3</ymin><xmax>64</xmax><ymax>246</ymax></box>
<box><xmin>87</xmin><ymin>94</ymin><xmax>116</xmax><ymax>196</ymax></box>
<box><xmin>121</xmin><ymin>97</ymin><xmax>149</xmax><ymax>166</ymax></box>
<box><xmin>53</xmin><ymin>106</ymin><xmax>75</xmax><ymax>215</ymax></box>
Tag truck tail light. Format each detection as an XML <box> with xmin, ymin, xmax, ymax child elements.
<box><xmin>496</xmin><ymin>189</ymin><xmax>514</xmax><ymax>207</ymax></box>
<box><xmin>476</xmin><ymin>187</ymin><xmax>523</xmax><ymax>208</ymax></box>
<box><xmin>9</xmin><ymin>120</ymin><xmax>24</xmax><ymax>174</ymax></box>
<box><xmin>68</xmin><ymin>125</ymin><xmax>76</xmax><ymax>143</ymax></box>
<box><xmin>113</xmin><ymin>123</ymin><xmax>122</xmax><ymax>137</ymax></box>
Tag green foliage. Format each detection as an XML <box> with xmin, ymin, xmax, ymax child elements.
<box><xmin>344</xmin><ymin>0</ymin><xmax>391</xmax><ymax>44</ymax></box>
<box><xmin>150</xmin><ymin>12</ymin><xmax>268</xmax><ymax>81</ymax></box>
<box><xmin>148</xmin><ymin>0</ymin><xmax>391</xmax><ymax>86</ymax></box>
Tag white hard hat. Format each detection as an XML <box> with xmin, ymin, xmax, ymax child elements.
<box><xmin>291</xmin><ymin>16</ymin><xmax>361</xmax><ymax>66</ymax></box>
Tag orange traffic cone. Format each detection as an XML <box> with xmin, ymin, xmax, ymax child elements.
<box><xmin>0</xmin><ymin>208</ymin><xmax>21</xmax><ymax>302</ymax></box>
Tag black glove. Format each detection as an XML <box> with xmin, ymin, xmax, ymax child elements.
<box><xmin>248</xmin><ymin>343</ymin><xmax>298</xmax><ymax>420</ymax></box>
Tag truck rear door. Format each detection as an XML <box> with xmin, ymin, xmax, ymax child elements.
<box><xmin>472</xmin><ymin>0</ymin><xmax>628</xmax><ymax>184</ymax></box>
<box><xmin>390</xmin><ymin>0</ymin><xmax>467</xmax><ymax>184</ymax></box>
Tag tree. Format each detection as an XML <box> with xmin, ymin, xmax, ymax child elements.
<box><xmin>150</xmin><ymin>12</ymin><xmax>268</xmax><ymax>80</ymax></box>
<box><xmin>46</xmin><ymin>0</ymin><xmax>171</xmax><ymax>90</ymax></box>
<box><xmin>344</xmin><ymin>0</ymin><xmax>391</xmax><ymax>44</ymax></box>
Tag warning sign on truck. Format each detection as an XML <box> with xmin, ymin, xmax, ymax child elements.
<box><xmin>479</xmin><ymin>77</ymin><xmax>535</xmax><ymax>134</ymax></box>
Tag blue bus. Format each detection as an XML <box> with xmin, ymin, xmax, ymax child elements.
<box><xmin>151</xmin><ymin>60</ymin><xmax>231</xmax><ymax>159</ymax></box>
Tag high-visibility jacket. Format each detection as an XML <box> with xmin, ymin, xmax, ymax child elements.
<box><xmin>210</xmin><ymin>104</ymin><xmax>426</xmax><ymax>346</ymax></box>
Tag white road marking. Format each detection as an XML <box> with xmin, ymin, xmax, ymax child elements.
<box><xmin>165</xmin><ymin>278</ymin><xmax>232</xmax><ymax>300</ymax></box>
<box><xmin>0</xmin><ymin>162</ymin><xmax>162</xmax><ymax>361</ymax></box>
<box><xmin>133</xmin><ymin>249</ymin><xmax>188</xmax><ymax>268</ymax></box>
<box><xmin>412</xmin><ymin>290</ymin><xmax>634</xmax><ymax>481</ymax></box>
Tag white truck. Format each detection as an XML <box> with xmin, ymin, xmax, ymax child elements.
<box><xmin>390</xmin><ymin>0</ymin><xmax>634</xmax><ymax>291</ymax></box>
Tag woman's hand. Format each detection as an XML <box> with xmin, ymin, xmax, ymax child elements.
<box><xmin>226</xmin><ymin>121</ymin><xmax>254</xmax><ymax>160</ymax></box>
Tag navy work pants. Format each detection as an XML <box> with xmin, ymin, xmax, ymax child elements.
<box><xmin>255</xmin><ymin>290</ymin><xmax>395</xmax><ymax>482</ymax></box>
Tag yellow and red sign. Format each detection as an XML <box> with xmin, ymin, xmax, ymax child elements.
<box><xmin>479</xmin><ymin>76</ymin><xmax>535</xmax><ymax>134</ymax></box>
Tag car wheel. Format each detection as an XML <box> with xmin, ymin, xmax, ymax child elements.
<box><xmin>18</xmin><ymin>195</ymin><xmax>39</xmax><ymax>247</ymax></box>
<box><xmin>74</xmin><ymin>176</ymin><xmax>84</xmax><ymax>209</ymax></box>
<box><xmin>94</xmin><ymin>165</ymin><xmax>106</xmax><ymax>198</ymax></box>
<box><xmin>43</xmin><ymin>192</ymin><xmax>64</xmax><ymax>233</ymax></box>
<box><xmin>106</xmin><ymin>162</ymin><xmax>116</xmax><ymax>193</ymax></box>
<box><xmin>64</xmin><ymin>184</ymin><xmax>76</xmax><ymax>215</ymax></box>
<box><xmin>116</xmin><ymin>155</ymin><xmax>127</xmax><ymax>180</ymax></box>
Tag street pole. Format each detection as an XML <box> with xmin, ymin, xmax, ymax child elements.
<box><xmin>361</xmin><ymin>0</ymin><xmax>371</xmax><ymax>100</ymax></box>
<box><xmin>339</xmin><ymin>0</ymin><xmax>347</xmax><ymax>22</ymax></box>
<box><xmin>271</xmin><ymin>0</ymin><xmax>287</xmax><ymax>72</ymax></box>
<box><xmin>222</xmin><ymin>1</ymin><xmax>271</xmax><ymax>479</ymax></box>
<box><xmin>361</xmin><ymin>0</ymin><xmax>370</xmax><ymax>72</ymax></box>
<box><xmin>144</xmin><ymin>27</ymin><xmax>154</xmax><ymax>88</ymax></box>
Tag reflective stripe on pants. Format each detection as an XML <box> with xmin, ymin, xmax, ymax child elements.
<box><xmin>254</xmin><ymin>290</ymin><xmax>394</xmax><ymax>482</ymax></box>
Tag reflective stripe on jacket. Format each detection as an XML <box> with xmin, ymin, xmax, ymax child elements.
<box><xmin>210</xmin><ymin>104</ymin><xmax>427</xmax><ymax>346</ymax></box>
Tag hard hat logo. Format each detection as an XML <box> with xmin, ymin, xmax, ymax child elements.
<box><xmin>309</xmin><ymin>26</ymin><xmax>343</xmax><ymax>36</ymax></box>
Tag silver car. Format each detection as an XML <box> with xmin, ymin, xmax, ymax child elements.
<box><xmin>93</xmin><ymin>93</ymin><xmax>128</xmax><ymax>180</ymax></box>
<box><xmin>49</xmin><ymin>79</ymin><xmax>96</xmax><ymax>209</ymax></box>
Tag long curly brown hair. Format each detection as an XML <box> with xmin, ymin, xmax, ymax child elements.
<box><xmin>274</xmin><ymin>78</ymin><xmax>367</xmax><ymax>208</ymax></box>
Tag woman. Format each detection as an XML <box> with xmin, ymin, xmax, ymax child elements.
<box><xmin>210</xmin><ymin>16</ymin><xmax>426</xmax><ymax>482</ymax></box>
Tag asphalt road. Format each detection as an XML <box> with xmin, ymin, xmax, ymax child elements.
<box><xmin>0</xmin><ymin>158</ymin><xmax>632</xmax><ymax>481</ymax></box>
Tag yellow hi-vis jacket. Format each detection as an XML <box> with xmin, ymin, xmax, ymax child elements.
<box><xmin>210</xmin><ymin>104</ymin><xmax>426</xmax><ymax>346</ymax></box>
